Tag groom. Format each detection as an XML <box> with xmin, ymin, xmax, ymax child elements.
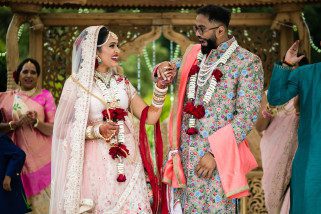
<box><xmin>160</xmin><ymin>5</ymin><xmax>264</xmax><ymax>213</ymax></box>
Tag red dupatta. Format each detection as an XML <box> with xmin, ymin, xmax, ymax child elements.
<box><xmin>139</xmin><ymin>106</ymin><xmax>167</xmax><ymax>213</ymax></box>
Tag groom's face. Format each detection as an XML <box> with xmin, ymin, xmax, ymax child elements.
<box><xmin>195</xmin><ymin>14</ymin><xmax>219</xmax><ymax>55</ymax></box>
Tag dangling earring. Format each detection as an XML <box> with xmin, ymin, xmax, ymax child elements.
<box><xmin>95</xmin><ymin>56</ymin><xmax>103</xmax><ymax>69</ymax></box>
<box><xmin>97</xmin><ymin>56</ymin><xmax>102</xmax><ymax>64</ymax></box>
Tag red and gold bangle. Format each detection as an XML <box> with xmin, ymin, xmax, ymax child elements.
<box><xmin>282</xmin><ymin>60</ymin><xmax>295</xmax><ymax>67</ymax></box>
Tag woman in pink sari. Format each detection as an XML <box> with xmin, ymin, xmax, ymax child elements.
<box><xmin>0</xmin><ymin>58</ymin><xmax>56</xmax><ymax>213</ymax></box>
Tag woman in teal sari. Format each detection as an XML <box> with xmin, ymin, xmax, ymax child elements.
<box><xmin>268</xmin><ymin>40</ymin><xmax>321</xmax><ymax>214</ymax></box>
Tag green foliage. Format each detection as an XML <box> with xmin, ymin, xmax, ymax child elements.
<box><xmin>0</xmin><ymin>7</ymin><xmax>11</xmax><ymax>53</ymax></box>
<box><xmin>304</xmin><ymin>4</ymin><xmax>321</xmax><ymax>63</ymax></box>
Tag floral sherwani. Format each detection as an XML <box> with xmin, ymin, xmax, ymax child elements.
<box><xmin>174</xmin><ymin>37</ymin><xmax>264</xmax><ymax>213</ymax></box>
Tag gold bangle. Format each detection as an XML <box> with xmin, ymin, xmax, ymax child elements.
<box><xmin>33</xmin><ymin>119</ymin><xmax>39</xmax><ymax>127</ymax></box>
<box><xmin>266</xmin><ymin>104</ymin><xmax>278</xmax><ymax>117</ymax></box>
<box><xmin>85</xmin><ymin>126</ymin><xmax>94</xmax><ymax>139</ymax></box>
<box><xmin>8</xmin><ymin>121</ymin><xmax>15</xmax><ymax>130</ymax></box>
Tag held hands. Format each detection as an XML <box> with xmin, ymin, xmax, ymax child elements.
<box><xmin>156</xmin><ymin>61</ymin><xmax>177</xmax><ymax>88</ymax></box>
<box><xmin>99</xmin><ymin>121</ymin><xmax>119</xmax><ymax>142</ymax></box>
<box><xmin>195</xmin><ymin>152</ymin><xmax>216</xmax><ymax>179</ymax></box>
<box><xmin>11</xmin><ymin>112</ymin><xmax>36</xmax><ymax>129</ymax></box>
<box><xmin>284</xmin><ymin>40</ymin><xmax>305</xmax><ymax>66</ymax></box>
<box><xmin>3</xmin><ymin>175</ymin><xmax>11</xmax><ymax>191</ymax></box>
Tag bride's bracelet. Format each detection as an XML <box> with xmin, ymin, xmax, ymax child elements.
<box><xmin>85</xmin><ymin>124</ymin><xmax>105</xmax><ymax>140</ymax></box>
<box><xmin>85</xmin><ymin>125</ymin><xmax>94</xmax><ymax>140</ymax></box>
<box><xmin>151</xmin><ymin>83</ymin><xmax>168</xmax><ymax>108</ymax></box>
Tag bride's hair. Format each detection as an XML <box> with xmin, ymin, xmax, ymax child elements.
<box><xmin>97</xmin><ymin>26</ymin><xmax>109</xmax><ymax>50</ymax></box>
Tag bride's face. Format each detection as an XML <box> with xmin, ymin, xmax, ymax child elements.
<box><xmin>97</xmin><ymin>36</ymin><xmax>120</xmax><ymax>70</ymax></box>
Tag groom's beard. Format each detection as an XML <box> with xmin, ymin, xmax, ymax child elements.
<box><xmin>201</xmin><ymin>37</ymin><xmax>217</xmax><ymax>55</ymax></box>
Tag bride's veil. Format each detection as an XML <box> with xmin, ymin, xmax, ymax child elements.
<box><xmin>50</xmin><ymin>26</ymin><xmax>105</xmax><ymax>214</ymax></box>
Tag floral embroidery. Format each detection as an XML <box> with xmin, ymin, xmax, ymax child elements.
<box><xmin>175</xmin><ymin>37</ymin><xmax>263</xmax><ymax>212</ymax></box>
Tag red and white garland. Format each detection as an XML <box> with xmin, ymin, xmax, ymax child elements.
<box><xmin>95</xmin><ymin>72</ymin><xmax>130</xmax><ymax>182</ymax></box>
<box><xmin>184</xmin><ymin>41</ymin><xmax>238</xmax><ymax>135</ymax></box>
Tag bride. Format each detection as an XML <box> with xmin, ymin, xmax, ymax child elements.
<box><xmin>49</xmin><ymin>26</ymin><xmax>176</xmax><ymax>213</ymax></box>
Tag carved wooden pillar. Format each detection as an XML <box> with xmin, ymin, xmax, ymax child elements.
<box><xmin>6</xmin><ymin>13</ymin><xmax>25</xmax><ymax>90</ymax></box>
<box><xmin>272</xmin><ymin>4</ymin><xmax>310</xmax><ymax>61</ymax></box>
<box><xmin>6</xmin><ymin>3</ymin><xmax>42</xmax><ymax>90</ymax></box>
<box><xmin>120</xmin><ymin>26</ymin><xmax>162</xmax><ymax>59</ymax></box>
<box><xmin>29</xmin><ymin>15</ymin><xmax>44</xmax><ymax>88</ymax></box>
<box><xmin>162</xmin><ymin>25</ymin><xmax>194</xmax><ymax>54</ymax></box>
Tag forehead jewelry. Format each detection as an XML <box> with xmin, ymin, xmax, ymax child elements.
<box><xmin>97</xmin><ymin>31</ymin><xmax>118</xmax><ymax>47</ymax></box>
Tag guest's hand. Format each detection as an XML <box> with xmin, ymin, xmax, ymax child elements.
<box><xmin>284</xmin><ymin>40</ymin><xmax>305</xmax><ymax>65</ymax></box>
<box><xmin>26</xmin><ymin>111</ymin><xmax>38</xmax><ymax>126</ymax></box>
<box><xmin>3</xmin><ymin>175</ymin><xmax>11</xmax><ymax>191</ymax></box>
<box><xmin>99</xmin><ymin>121</ymin><xmax>119</xmax><ymax>142</ymax></box>
<box><xmin>17</xmin><ymin>114</ymin><xmax>33</xmax><ymax>126</ymax></box>
<box><xmin>195</xmin><ymin>152</ymin><xmax>216</xmax><ymax>179</ymax></box>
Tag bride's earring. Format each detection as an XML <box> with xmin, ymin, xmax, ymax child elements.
<box><xmin>97</xmin><ymin>56</ymin><xmax>102</xmax><ymax>64</ymax></box>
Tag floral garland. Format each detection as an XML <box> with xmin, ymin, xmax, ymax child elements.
<box><xmin>184</xmin><ymin>41</ymin><xmax>238</xmax><ymax>135</ymax></box>
<box><xmin>95</xmin><ymin>72</ymin><xmax>130</xmax><ymax>182</ymax></box>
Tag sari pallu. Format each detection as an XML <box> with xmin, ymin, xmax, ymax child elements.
<box><xmin>0</xmin><ymin>89</ymin><xmax>56</xmax><ymax>213</ymax></box>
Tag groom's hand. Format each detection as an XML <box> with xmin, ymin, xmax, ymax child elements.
<box><xmin>155</xmin><ymin>61</ymin><xmax>177</xmax><ymax>88</ymax></box>
<box><xmin>195</xmin><ymin>152</ymin><xmax>216</xmax><ymax>179</ymax></box>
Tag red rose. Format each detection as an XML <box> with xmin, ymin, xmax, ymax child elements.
<box><xmin>118</xmin><ymin>143</ymin><xmax>129</xmax><ymax>157</ymax></box>
<box><xmin>109</xmin><ymin>146</ymin><xmax>120</xmax><ymax>159</ymax></box>
<box><xmin>189</xmin><ymin>64</ymin><xmax>200</xmax><ymax>77</ymax></box>
<box><xmin>109</xmin><ymin>144</ymin><xmax>129</xmax><ymax>159</ymax></box>
<box><xmin>102</xmin><ymin>109</ymin><xmax>109</xmax><ymax>121</ymax></box>
<box><xmin>183</xmin><ymin>101</ymin><xmax>195</xmax><ymax>115</ymax></box>
<box><xmin>109</xmin><ymin>108</ymin><xmax>128</xmax><ymax>121</ymax></box>
<box><xmin>117</xmin><ymin>174</ymin><xmax>127</xmax><ymax>182</ymax></box>
<box><xmin>186</xmin><ymin>127</ymin><xmax>198</xmax><ymax>135</ymax></box>
<box><xmin>116</xmin><ymin>76</ymin><xmax>124</xmax><ymax>83</ymax></box>
<box><xmin>213</xmin><ymin>69</ymin><xmax>223</xmax><ymax>82</ymax></box>
<box><xmin>193</xmin><ymin>105</ymin><xmax>205</xmax><ymax>119</ymax></box>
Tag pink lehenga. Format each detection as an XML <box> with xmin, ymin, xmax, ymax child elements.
<box><xmin>0</xmin><ymin>89</ymin><xmax>56</xmax><ymax>214</ymax></box>
<box><xmin>260</xmin><ymin>97</ymin><xmax>298</xmax><ymax>214</ymax></box>
<box><xmin>50</xmin><ymin>26</ymin><xmax>152</xmax><ymax>214</ymax></box>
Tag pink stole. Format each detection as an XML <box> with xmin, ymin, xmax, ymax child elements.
<box><xmin>163</xmin><ymin>44</ymin><xmax>257</xmax><ymax>198</ymax></box>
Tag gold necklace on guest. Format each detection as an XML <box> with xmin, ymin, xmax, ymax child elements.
<box><xmin>18</xmin><ymin>87</ymin><xmax>38</xmax><ymax>97</ymax></box>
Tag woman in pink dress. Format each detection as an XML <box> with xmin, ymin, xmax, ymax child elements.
<box><xmin>256</xmin><ymin>56</ymin><xmax>308</xmax><ymax>214</ymax></box>
<box><xmin>0</xmin><ymin>58</ymin><xmax>56</xmax><ymax>213</ymax></box>
<box><xmin>256</xmin><ymin>93</ymin><xmax>298</xmax><ymax>214</ymax></box>
<box><xmin>49</xmin><ymin>26</ymin><xmax>176</xmax><ymax>213</ymax></box>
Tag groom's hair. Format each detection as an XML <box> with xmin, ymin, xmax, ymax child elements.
<box><xmin>196</xmin><ymin>5</ymin><xmax>231</xmax><ymax>28</ymax></box>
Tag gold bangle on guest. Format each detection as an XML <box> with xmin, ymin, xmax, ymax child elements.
<box><xmin>8</xmin><ymin>121</ymin><xmax>15</xmax><ymax>130</ymax></box>
<box><xmin>33</xmin><ymin>119</ymin><xmax>39</xmax><ymax>128</ymax></box>
<box><xmin>266</xmin><ymin>104</ymin><xmax>278</xmax><ymax>117</ymax></box>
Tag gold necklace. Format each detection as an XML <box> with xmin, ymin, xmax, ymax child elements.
<box><xmin>18</xmin><ymin>87</ymin><xmax>38</xmax><ymax>97</ymax></box>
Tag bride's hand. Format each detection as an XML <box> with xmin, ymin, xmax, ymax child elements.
<box><xmin>156</xmin><ymin>61</ymin><xmax>177</xmax><ymax>88</ymax></box>
<box><xmin>99</xmin><ymin>121</ymin><xmax>119</xmax><ymax>141</ymax></box>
